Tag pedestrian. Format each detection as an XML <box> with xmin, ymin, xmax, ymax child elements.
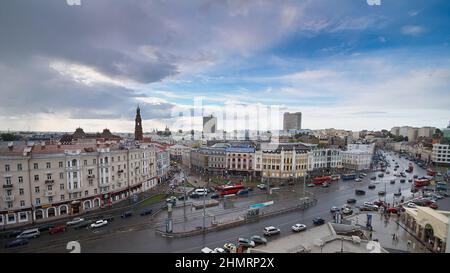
<box><xmin>392</xmin><ymin>233</ymin><xmax>396</xmax><ymax>240</ymax></box>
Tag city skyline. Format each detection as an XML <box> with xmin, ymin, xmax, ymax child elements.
<box><xmin>1</xmin><ymin>0</ymin><xmax>450</xmax><ymax>132</ymax></box>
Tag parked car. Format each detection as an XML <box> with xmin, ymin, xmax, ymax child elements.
<box><xmin>223</xmin><ymin>243</ymin><xmax>236</xmax><ymax>252</ymax></box>
<box><xmin>121</xmin><ymin>211</ymin><xmax>133</xmax><ymax>218</ymax></box>
<box><xmin>313</xmin><ymin>217</ymin><xmax>325</xmax><ymax>225</ymax></box>
<box><xmin>406</xmin><ymin>202</ymin><xmax>417</xmax><ymax>208</ymax></box>
<box><xmin>6</xmin><ymin>230</ymin><xmax>23</xmax><ymax>238</ymax></box>
<box><xmin>16</xmin><ymin>228</ymin><xmax>40</xmax><ymax>239</ymax></box>
<box><xmin>73</xmin><ymin>220</ymin><xmax>93</xmax><ymax>230</ymax></box>
<box><xmin>374</xmin><ymin>200</ymin><xmax>386</xmax><ymax>207</ymax></box>
<box><xmin>66</xmin><ymin>217</ymin><xmax>84</xmax><ymax>226</ymax></box>
<box><xmin>355</xmin><ymin>178</ymin><xmax>362</xmax><ymax>182</ymax></box>
<box><xmin>250</xmin><ymin>235</ymin><xmax>267</xmax><ymax>245</ymax></box>
<box><xmin>428</xmin><ymin>203</ymin><xmax>438</xmax><ymax>209</ymax></box>
<box><xmin>37</xmin><ymin>223</ymin><xmax>55</xmax><ymax>232</ymax></box>
<box><xmin>370</xmin><ymin>176</ymin><xmax>376</xmax><ymax>180</ymax></box>
<box><xmin>49</xmin><ymin>224</ymin><xmax>67</xmax><ymax>234</ymax></box>
<box><xmin>387</xmin><ymin>207</ymin><xmax>400</xmax><ymax>214</ymax></box>
<box><xmin>4</xmin><ymin>238</ymin><xmax>29</xmax><ymax>248</ymax></box>
<box><xmin>378</xmin><ymin>191</ymin><xmax>386</xmax><ymax>196</ymax></box>
<box><xmin>291</xmin><ymin>223</ymin><xmax>307</xmax><ymax>232</ymax></box>
<box><xmin>413</xmin><ymin>175</ymin><xmax>419</xmax><ymax>179</ymax></box>
<box><xmin>307</xmin><ymin>183</ymin><xmax>315</xmax><ymax>187</ymax></box>
<box><xmin>322</xmin><ymin>182</ymin><xmax>330</xmax><ymax>188</ymax></box>
<box><xmin>368</xmin><ymin>185</ymin><xmax>376</xmax><ymax>190</ymax></box>
<box><xmin>355</xmin><ymin>190</ymin><xmax>366</xmax><ymax>195</ymax></box>
<box><xmin>237</xmin><ymin>238</ymin><xmax>255</xmax><ymax>248</ymax></box>
<box><xmin>201</xmin><ymin>247</ymin><xmax>214</xmax><ymax>253</ymax></box>
<box><xmin>342</xmin><ymin>207</ymin><xmax>353</xmax><ymax>215</ymax></box>
<box><xmin>178</xmin><ymin>195</ymin><xmax>187</xmax><ymax>201</ymax></box>
<box><xmin>257</xmin><ymin>184</ymin><xmax>267</xmax><ymax>190</ymax></box>
<box><xmin>189</xmin><ymin>192</ymin><xmax>200</xmax><ymax>199</ymax></box>
<box><xmin>140</xmin><ymin>208</ymin><xmax>153</xmax><ymax>216</ymax></box>
<box><xmin>400</xmin><ymin>179</ymin><xmax>406</xmax><ymax>183</ymax></box>
<box><xmin>213</xmin><ymin>247</ymin><xmax>226</xmax><ymax>253</ymax></box>
<box><xmin>347</xmin><ymin>198</ymin><xmax>357</xmax><ymax>204</ymax></box>
<box><xmin>166</xmin><ymin>196</ymin><xmax>177</xmax><ymax>204</ymax></box>
<box><xmin>263</xmin><ymin>226</ymin><xmax>281</xmax><ymax>236</ymax></box>
<box><xmin>330</xmin><ymin>206</ymin><xmax>340</xmax><ymax>213</ymax></box>
<box><xmin>91</xmin><ymin>220</ymin><xmax>108</xmax><ymax>228</ymax></box>
<box><xmin>390</xmin><ymin>180</ymin><xmax>396</xmax><ymax>184</ymax></box>
<box><xmin>408</xmin><ymin>179</ymin><xmax>413</xmax><ymax>183</ymax></box>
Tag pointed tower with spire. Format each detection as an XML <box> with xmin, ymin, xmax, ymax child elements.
<box><xmin>134</xmin><ymin>105</ymin><xmax>143</xmax><ymax>141</ymax></box>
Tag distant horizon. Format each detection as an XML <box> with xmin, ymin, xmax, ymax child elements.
<box><xmin>1</xmin><ymin>1</ymin><xmax>449</xmax><ymax>133</ymax></box>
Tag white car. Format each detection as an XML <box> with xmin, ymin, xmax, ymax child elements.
<box><xmin>263</xmin><ymin>226</ymin><xmax>281</xmax><ymax>236</ymax></box>
<box><xmin>291</xmin><ymin>224</ymin><xmax>307</xmax><ymax>232</ymax></box>
<box><xmin>213</xmin><ymin>247</ymin><xmax>226</xmax><ymax>253</ymax></box>
<box><xmin>66</xmin><ymin>217</ymin><xmax>84</xmax><ymax>226</ymax></box>
<box><xmin>90</xmin><ymin>219</ymin><xmax>108</xmax><ymax>228</ymax></box>
<box><xmin>406</xmin><ymin>203</ymin><xmax>417</xmax><ymax>208</ymax></box>
<box><xmin>342</xmin><ymin>207</ymin><xmax>353</xmax><ymax>215</ymax></box>
<box><xmin>223</xmin><ymin>243</ymin><xmax>236</xmax><ymax>252</ymax></box>
<box><xmin>201</xmin><ymin>247</ymin><xmax>214</xmax><ymax>253</ymax></box>
<box><xmin>355</xmin><ymin>178</ymin><xmax>362</xmax><ymax>182</ymax></box>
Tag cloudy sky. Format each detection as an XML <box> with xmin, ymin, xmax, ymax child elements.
<box><xmin>1</xmin><ymin>0</ymin><xmax>449</xmax><ymax>133</ymax></box>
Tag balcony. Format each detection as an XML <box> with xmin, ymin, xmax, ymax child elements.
<box><xmin>117</xmin><ymin>169</ymin><xmax>124</xmax><ymax>173</ymax></box>
<box><xmin>2</xmin><ymin>184</ymin><xmax>13</xmax><ymax>189</ymax></box>
<box><xmin>67</xmin><ymin>188</ymin><xmax>82</xmax><ymax>193</ymax></box>
<box><xmin>45</xmin><ymin>179</ymin><xmax>54</xmax><ymax>184</ymax></box>
<box><xmin>45</xmin><ymin>190</ymin><xmax>55</xmax><ymax>197</ymax></box>
<box><xmin>3</xmin><ymin>195</ymin><xmax>14</xmax><ymax>202</ymax></box>
<box><xmin>87</xmin><ymin>174</ymin><xmax>95</xmax><ymax>179</ymax></box>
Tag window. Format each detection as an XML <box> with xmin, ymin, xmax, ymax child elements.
<box><xmin>94</xmin><ymin>189</ymin><xmax>98</xmax><ymax>194</ymax></box>
<box><xmin>112</xmin><ymin>175</ymin><xmax>115</xmax><ymax>181</ymax></box>
<box><xmin>35</xmin><ymin>187</ymin><xmax>40</xmax><ymax>193</ymax></box>
<box><xmin>89</xmin><ymin>179</ymin><xmax>93</xmax><ymax>186</ymax></box>
<box><xmin>85</xmin><ymin>190</ymin><xmax>88</xmax><ymax>196</ymax></box>
<box><xmin>46</xmin><ymin>162</ymin><xmax>51</xmax><ymax>169</ymax></box>
<box><xmin>61</xmin><ymin>195</ymin><xmax>65</xmax><ymax>201</ymax></box>
<box><xmin>34</xmin><ymin>175</ymin><xmax>39</xmax><ymax>181</ymax></box>
<box><xmin>93</xmin><ymin>159</ymin><xmax>96</xmax><ymax>165</ymax></box>
<box><xmin>19</xmin><ymin>188</ymin><xmax>24</xmax><ymax>195</ymax></box>
<box><xmin>46</xmin><ymin>174</ymin><xmax>52</xmax><ymax>180</ymax></box>
<box><xmin>73</xmin><ymin>172</ymin><xmax>77</xmax><ymax>178</ymax></box>
<box><xmin>48</xmin><ymin>196</ymin><xmax>53</xmax><ymax>203</ymax></box>
<box><xmin>7</xmin><ymin>202</ymin><xmax>13</xmax><ymax>209</ymax></box>
<box><xmin>111</xmin><ymin>157</ymin><xmax>114</xmax><ymax>162</ymax></box>
<box><xmin>74</xmin><ymin>182</ymin><xmax>78</xmax><ymax>189</ymax></box>
<box><xmin>88</xmin><ymin>169</ymin><xmax>93</xmax><ymax>175</ymax></box>
<box><xmin>6</xmin><ymin>177</ymin><xmax>11</xmax><ymax>185</ymax></box>
<box><xmin>59</xmin><ymin>161</ymin><xmax>63</xmax><ymax>168</ymax></box>
<box><xmin>20</xmin><ymin>200</ymin><xmax>25</xmax><ymax>207</ymax></box>
<box><xmin>60</xmin><ymin>172</ymin><xmax>64</xmax><ymax>179</ymax></box>
<box><xmin>7</xmin><ymin>214</ymin><xmax>15</xmax><ymax>223</ymax></box>
<box><xmin>35</xmin><ymin>198</ymin><xmax>41</xmax><ymax>205</ymax></box>
<box><xmin>18</xmin><ymin>176</ymin><xmax>23</xmax><ymax>183</ymax></box>
<box><xmin>19</xmin><ymin>212</ymin><xmax>27</xmax><ymax>221</ymax></box>
<box><xmin>17</xmin><ymin>163</ymin><xmax>22</xmax><ymax>171</ymax></box>
<box><xmin>47</xmin><ymin>185</ymin><xmax>52</xmax><ymax>191</ymax></box>
<box><xmin>0</xmin><ymin>215</ymin><xmax>3</xmax><ymax>225</ymax></box>
<box><xmin>5</xmin><ymin>164</ymin><xmax>10</xmax><ymax>172</ymax></box>
<box><xmin>112</xmin><ymin>166</ymin><xmax>114</xmax><ymax>171</ymax></box>
<box><xmin>34</xmin><ymin>163</ymin><xmax>38</xmax><ymax>169</ymax></box>
<box><xmin>60</xmin><ymin>184</ymin><xmax>64</xmax><ymax>190</ymax></box>
<box><xmin>84</xmin><ymin>160</ymin><xmax>87</xmax><ymax>166</ymax></box>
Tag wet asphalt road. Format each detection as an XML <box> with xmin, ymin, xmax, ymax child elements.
<box><xmin>1</xmin><ymin>151</ymin><xmax>432</xmax><ymax>253</ymax></box>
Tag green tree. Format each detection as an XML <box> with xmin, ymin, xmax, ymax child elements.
<box><xmin>0</xmin><ymin>133</ymin><xmax>19</xmax><ymax>141</ymax></box>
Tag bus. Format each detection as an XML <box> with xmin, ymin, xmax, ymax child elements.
<box><xmin>414</xmin><ymin>177</ymin><xmax>430</xmax><ymax>188</ymax></box>
<box><xmin>217</xmin><ymin>184</ymin><xmax>245</xmax><ymax>196</ymax></box>
<box><xmin>342</xmin><ymin>173</ymin><xmax>357</xmax><ymax>181</ymax></box>
<box><xmin>313</xmin><ymin>176</ymin><xmax>332</xmax><ymax>185</ymax></box>
<box><xmin>427</xmin><ymin>168</ymin><xmax>436</xmax><ymax>177</ymax></box>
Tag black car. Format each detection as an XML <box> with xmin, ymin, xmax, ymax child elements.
<box><xmin>355</xmin><ymin>190</ymin><xmax>366</xmax><ymax>195</ymax></box>
<box><xmin>370</xmin><ymin>177</ymin><xmax>376</xmax><ymax>180</ymax></box>
<box><xmin>368</xmin><ymin>185</ymin><xmax>376</xmax><ymax>190</ymax></box>
<box><xmin>73</xmin><ymin>220</ymin><xmax>93</xmax><ymax>230</ymax></box>
<box><xmin>347</xmin><ymin>198</ymin><xmax>357</xmax><ymax>204</ymax></box>
<box><xmin>5</xmin><ymin>230</ymin><xmax>23</xmax><ymax>238</ymax></box>
<box><xmin>140</xmin><ymin>208</ymin><xmax>153</xmax><ymax>216</ymax></box>
<box><xmin>121</xmin><ymin>211</ymin><xmax>133</xmax><ymax>218</ymax></box>
<box><xmin>378</xmin><ymin>191</ymin><xmax>386</xmax><ymax>196</ymax></box>
<box><xmin>4</xmin><ymin>238</ymin><xmax>29</xmax><ymax>248</ymax></box>
<box><xmin>400</xmin><ymin>179</ymin><xmax>406</xmax><ymax>183</ymax></box>
<box><xmin>313</xmin><ymin>218</ymin><xmax>325</xmax><ymax>225</ymax></box>
<box><xmin>390</xmin><ymin>180</ymin><xmax>396</xmax><ymax>184</ymax></box>
<box><xmin>37</xmin><ymin>223</ymin><xmax>55</xmax><ymax>232</ymax></box>
<box><xmin>178</xmin><ymin>195</ymin><xmax>187</xmax><ymax>201</ymax></box>
<box><xmin>210</xmin><ymin>193</ymin><xmax>220</xmax><ymax>199</ymax></box>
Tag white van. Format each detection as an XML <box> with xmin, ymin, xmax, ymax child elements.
<box><xmin>17</xmin><ymin>228</ymin><xmax>40</xmax><ymax>239</ymax></box>
<box><xmin>194</xmin><ymin>188</ymin><xmax>208</xmax><ymax>196</ymax></box>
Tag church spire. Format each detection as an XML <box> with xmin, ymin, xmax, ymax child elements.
<box><xmin>134</xmin><ymin>105</ymin><xmax>143</xmax><ymax>141</ymax></box>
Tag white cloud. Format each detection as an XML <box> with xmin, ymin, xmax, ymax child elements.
<box><xmin>401</xmin><ymin>25</ymin><xmax>426</xmax><ymax>36</ymax></box>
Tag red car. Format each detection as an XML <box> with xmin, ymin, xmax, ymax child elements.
<box><xmin>49</xmin><ymin>224</ymin><xmax>67</xmax><ymax>234</ymax></box>
<box><xmin>428</xmin><ymin>203</ymin><xmax>438</xmax><ymax>209</ymax></box>
<box><xmin>387</xmin><ymin>207</ymin><xmax>400</xmax><ymax>214</ymax></box>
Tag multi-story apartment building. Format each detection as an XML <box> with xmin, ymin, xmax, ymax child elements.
<box><xmin>189</xmin><ymin>146</ymin><xmax>227</xmax><ymax>175</ymax></box>
<box><xmin>307</xmin><ymin>148</ymin><xmax>343</xmax><ymax>171</ymax></box>
<box><xmin>432</xmin><ymin>144</ymin><xmax>450</xmax><ymax>165</ymax></box>
<box><xmin>341</xmin><ymin>144</ymin><xmax>375</xmax><ymax>171</ymax></box>
<box><xmin>254</xmin><ymin>143</ymin><xmax>309</xmax><ymax>179</ymax></box>
<box><xmin>168</xmin><ymin>144</ymin><xmax>191</xmax><ymax>161</ymax></box>
<box><xmin>0</xmin><ymin>141</ymin><xmax>158</xmax><ymax>228</ymax></box>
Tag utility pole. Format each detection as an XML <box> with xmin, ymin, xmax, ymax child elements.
<box><xmin>202</xmin><ymin>178</ymin><xmax>210</xmax><ymax>231</ymax></box>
